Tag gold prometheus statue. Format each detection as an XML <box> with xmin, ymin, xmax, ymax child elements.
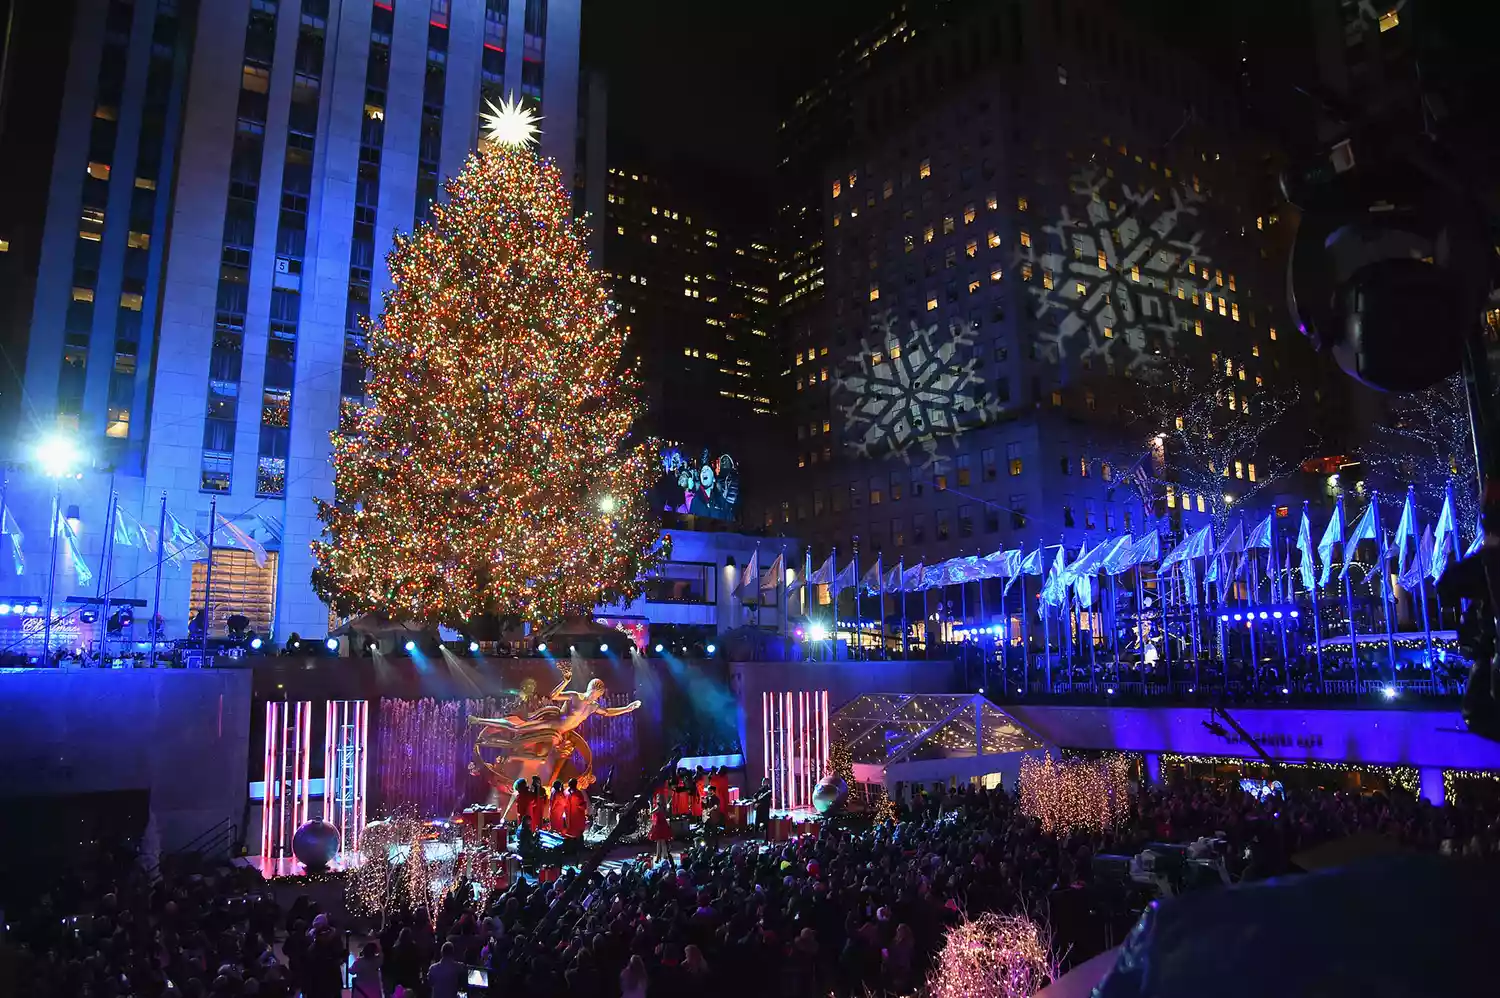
<box><xmin>468</xmin><ymin>667</ymin><xmax>642</xmax><ymax>813</ymax></box>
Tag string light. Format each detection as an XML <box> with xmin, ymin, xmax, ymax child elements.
<box><xmin>1443</xmin><ymin>768</ymin><xmax>1500</xmax><ymax>802</ymax></box>
<box><xmin>1160</xmin><ymin>752</ymin><xmax>1420</xmax><ymax>794</ymax></box>
<box><xmin>312</xmin><ymin>139</ymin><xmax>663</xmax><ymax>625</ymax></box>
<box><xmin>926</xmin><ymin>911</ymin><xmax>1059</xmax><ymax>998</ymax></box>
<box><xmin>1018</xmin><ymin>755</ymin><xmax>1130</xmax><ymax>833</ymax></box>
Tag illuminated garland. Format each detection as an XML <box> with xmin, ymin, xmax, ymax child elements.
<box><xmin>312</xmin><ymin>141</ymin><xmax>663</xmax><ymax>626</ymax></box>
<box><xmin>827</xmin><ymin>738</ymin><xmax>896</xmax><ymax>823</ymax></box>
<box><xmin>1018</xmin><ymin>755</ymin><xmax>1130</xmax><ymax>833</ymax></box>
<box><xmin>925</xmin><ymin>911</ymin><xmax>1059</xmax><ymax>998</ymax></box>
<box><xmin>1442</xmin><ymin>768</ymin><xmax>1500</xmax><ymax>802</ymax></box>
<box><xmin>1160</xmin><ymin>752</ymin><xmax>1420</xmax><ymax>794</ymax></box>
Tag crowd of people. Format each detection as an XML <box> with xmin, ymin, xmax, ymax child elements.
<box><xmin>7</xmin><ymin>771</ymin><xmax>1500</xmax><ymax>998</ymax></box>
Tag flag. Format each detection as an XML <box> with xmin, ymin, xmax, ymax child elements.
<box><xmin>762</xmin><ymin>552</ymin><xmax>783</xmax><ymax>592</ymax></box>
<box><xmin>983</xmin><ymin>548</ymin><xmax>1021</xmax><ymax>580</ymax></box>
<box><xmin>113</xmin><ymin>505</ymin><xmax>151</xmax><ymax>549</ymax></box>
<box><xmin>1020</xmin><ymin>545</ymin><xmax>1046</xmax><ymax>575</ymax></box>
<box><xmin>1100</xmin><ymin>535</ymin><xmax>1138</xmax><ymax>576</ymax></box>
<box><xmin>739</xmin><ymin>548</ymin><xmax>759</xmax><ymax>599</ymax></box>
<box><xmin>833</xmin><ymin>556</ymin><xmax>857</xmax><ymax>588</ymax></box>
<box><xmin>1297</xmin><ymin>505</ymin><xmax>1317</xmax><ymax>593</ymax></box>
<box><xmin>1317</xmin><ymin>499</ymin><xmax>1344</xmax><ymax>588</ymax></box>
<box><xmin>1340</xmin><ymin>499</ymin><xmax>1378</xmax><ymax>580</ymax></box>
<box><xmin>1068</xmin><ymin>540</ymin><xmax>1109</xmax><ymax>606</ymax></box>
<box><xmin>1</xmin><ymin>505</ymin><xmax>23</xmax><ymax>575</ymax></box>
<box><xmin>1161</xmin><ymin>524</ymin><xmax>1212</xmax><ymax>569</ymax></box>
<box><xmin>809</xmin><ymin>553</ymin><xmax>835</xmax><ymax>585</ymax></box>
<box><xmin>215</xmin><ymin>513</ymin><xmax>268</xmax><ymax>568</ymax></box>
<box><xmin>1205</xmin><ymin>553</ymin><xmax>1221</xmax><ymax>586</ymax></box>
<box><xmin>902</xmin><ymin>562</ymin><xmax>925</xmax><ymax>590</ymax></box>
<box><xmin>1392</xmin><ymin>487</ymin><xmax>1418</xmax><ymax>576</ymax></box>
<box><xmin>1401</xmin><ymin>525</ymin><xmax>1433</xmax><ymax>591</ymax></box>
<box><xmin>53</xmin><ymin>507</ymin><xmax>94</xmax><ymax>587</ymax></box>
<box><xmin>862</xmin><ymin>556</ymin><xmax>882</xmax><ymax>593</ymax></box>
<box><xmin>163</xmin><ymin>510</ymin><xmax>207</xmax><ymax>565</ymax></box>
<box><xmin>1464</xmin><ymin>516</ymin><xmax>1483</xmax><ymax>560</ymax></box>
<box><xmin>1246</xmin><ymin>513</ymin><xmax>1273</xmax><ymax>550</ymax></box>
<box><xmin>1431</xmin><ymin>487</ymin><xmax>1457</xmax><ymax>583</ymax></box>
<box><xmin>1039</xmin><ymin>546</ymin><xmax>1068</xmax><ymax>609</ymax></box>
<box><xmin>882</xmin><ymin>563</ymin><xmax>903</xmax><ymax>593</ymax></box>
<box><xmin>1214</xmin><ymin>523</ymin><xmax>1245</xmax><ymax>560</ymax></box>
<box><xmin>1131</xmin><ymin>531</ymin><xmax>1160</xmax><ymax>565</ymax></box>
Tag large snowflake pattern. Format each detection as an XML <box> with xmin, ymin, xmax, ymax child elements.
<box><xmin>1013</xmin><ymin>165</ymin><xmax>1218</xmax><ymax>375</ymax></box>
<box><xmin>835</xmin><ymin>311</ymin><xmax>995</xmax><ymax>463</ymax></box>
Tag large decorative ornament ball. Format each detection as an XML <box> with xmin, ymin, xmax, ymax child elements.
<box><xmin>812</xmin><ymin>774</ymin><xmax>849</xmax><ymax>816</ymax></box>
<box><xmin>292</xmin><ymin>819</ymin><xmax>341</xmax><ymax>871</ymax></box>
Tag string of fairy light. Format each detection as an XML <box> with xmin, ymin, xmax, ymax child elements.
<box><xmin>1017</xmin><ymin>754</ymin><xmax>1131</xmax><ymax>834</ymax></box>
<box><xmin>1160</xmin><ymin>752</ymin><xmax>1421</xmax><ymax>794</ymax></box>
<box><xmin>312</xmin><ymin>103</ymin><xmax>662</xmax><ymax>626</ymax></box>
<box><xmin>925</xmin><ymin>911</ymin><xmax>1059</xmax><ymax>998</ymax></box>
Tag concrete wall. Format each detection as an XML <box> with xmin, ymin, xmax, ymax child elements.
<box><xmin>0</xmin><ymin>668</ymin><xmax>253</xmax><ymax>849</ymax></box>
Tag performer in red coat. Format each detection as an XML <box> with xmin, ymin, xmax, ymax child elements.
<box><xmin>711</xmin><ymin>767</ymin><xmax>730</xmax><ymax>808</ymax></box>
<box><xmin>671</xmin><ymin>770</ymin><xmax>694</xmax><ymax>816</ymax></box>
<box><xmin>690</xmin><ymin>767</ymin><xmax>707</xmax><ymax>818</ymax></box>
<box><xmin>527</xmin><ymin>775</ymin><xmax>547</xmax><ymax>829</ymax></box>
<box><xmin>562</xmin><ymin>778</ymin><xmax>589</xmax><ymax>839</ymax></box>
<box><xmin>547</xmin><ymin>779</ymin><xmax>568</xmax><ymax>831</ymax></box>
<box><xmin>511</xmin><ymin>779</ymin><xmax>533</xmax><ymax>825</ymax></box>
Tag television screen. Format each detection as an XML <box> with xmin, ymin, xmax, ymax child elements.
<box><xmin>656</xmin><ymin>447</ymin><xmax>740</xmax><ymax>521</ymax></box>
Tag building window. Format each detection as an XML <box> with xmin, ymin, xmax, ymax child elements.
<box><xmin>1269</xmin><ymin>327</ymin><xmax>1278</xmax><ymax>341</ymax></box>
<box><xmin>981</xmin><ymin>448</ymin><xmax>997</xmax><ymax>482</ymax></box>
<box><xmin>1017</xmin><ymin>196</ymin><xmax>1028</xmax><ymax>211</ymax></box>
<box><xmin>1042</xmin><ymin>272</ymin><xmax>1054</xmax><ymax>290</ymax></box>
<box><xmin>990</xmin><ymin>268</ymin><xmax>1003</xmax><ymax>282</ymax></box>
<box><xmin>932</xmin><ymin>458</ymin><xmax>949</xmax><ymax>492</ymax></box>
<box><xmin>832</xmin><ymin>180</ymin><xmax>841</xmax><ymax>198</ymax></box>
<box><xmin>918</xmin><ymin>158</ymin><xmax>931</xmax><ymax>179</ymax></box>
<box><xmin>926</xmin><ymin>296</ymin><xmax>938</xmax><ymax>311</ymax></box>
<box><xmin>1007</xmin><ymin>443</ymin><xmax>1022</xmax><ymax>476</ymax></box>
<box><xmin>1085</xmin><ymin>499</ymin><xmax>1097</xmax><ymax>529</ymax></box>
<box><xmin>966</xmin><ymin>239</ymin><xmax>978</xmax><ymax>258</ymax></box>
<box><xmin>869</xmin><ymin>285</ymin><xmax>880</xmax><ymax>301</ymax></box>
<box><xmin>912</xmin><ymin>514</ymin><xmax>927</xmax><ymax>544</ymax></box>
<box><xmin>963</xmin><ymin>204</ymin><xmax>976</xmax><ymax>224</ymax></box>
<box><xmin>892</xmin><ymin>517</ymin><xmax>905</xmax><ymax>547</ymax></box>
<box><xmin>1019</xmin><ymin>230</ymin><xmax>1031</xmax><ymax>248</ymax></box>
<box><xmin>958</xmin><ymin>505</ymin><xmax>973</xmax><ymax>538</ymax></box>
<box><xmin>1075</xmin><ymin>281</ymin><xmax>1087</xmax><ymax>297</ymax></box>
<box><xmin>87</xmin><ymin>161</ymin><xmax>111</xmax><ymax>180</ymax></box>
<box><xmin>126</xmin><ymin>231</ymin><xmax>150</xmax><ymax>250</ymax></box>
<box><xmin>987</xmin><ymin>231</ymin><xmax>1000</xmax><ymax>249</ymax></box>
<box><xmin>889</xmin><ymin>470</ymin><xmax>902</xmax><ymax>502</ymax></box>
<box><xmin>1103</xmin><ymin>325</ymin><xmax>1114</xmax><ymax>339</ymax></box>
<box><xmin>1234</xmin><ymin>460</ymin><xmax>1244</xmax><ymax>479</ymax></box>
<box><xmin>1194</xmin><ymin>319</ymin><xmax>1203</xmax><ymax>336</ymax></box>
<box><xmin>1231</xmin><ymin>302</ymin><xmax>1240</xmax><ymax>321</ymax></box>
<box><xmin>869</xmin><ymin>477</ymin><xmax>883</xmax><ymax>506</ymax></box>
<box><xmin>191</xmin><ymin>549</ymin><xmax>279</xmax><ymax>637</ymax></box>
<box><xmin>936</xmin><ymin>510</ymin><xmax>950</xmax><ymax>541</ymax></box>
<box><xmin>1063</xmin><ymin>504</ymin><xmax>1075</xmax><ymax>528</ymax></box>
<box><xmin>956</xmin><ymin>454</ymin><xmax>972</xmax><ymax>487</ymax></box>
<box><xmin>1010</xmin><ymin>495</ymin><xmax>1027</xmax><ymax>530</ymax></box>
<box><xmin>1097</xmin><ymin>250</ymin><xmax>1107</xmax><ymax>270</ymax></box>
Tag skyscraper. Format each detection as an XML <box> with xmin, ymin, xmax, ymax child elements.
<box><xmin>766</xmin><ymin>0</ymin><xmax>1321</xmax><ymax>574</ymax></box>
<box><xmin>7</xmin><ymin>0</ymin><xmax>581</xmax><ymax>648</ymax></box>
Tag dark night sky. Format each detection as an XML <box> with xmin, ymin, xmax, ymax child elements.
<box><xmin>579</xmin><ymin>0</ymin><xmax>874</xmax><ymax>191</ymax></box>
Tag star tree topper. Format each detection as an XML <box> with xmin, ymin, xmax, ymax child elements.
<box><xmin>481</xmin><ymin>95</ymin><xmax>542</xmax><ymax>148</ymax></box>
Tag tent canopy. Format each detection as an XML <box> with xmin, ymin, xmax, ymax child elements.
<box><xmin>831</xmin><ymin>693</ymin><xmax>1046</xmax><ymax>769</ymax></box>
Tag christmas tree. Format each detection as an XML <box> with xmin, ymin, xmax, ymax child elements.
<box><xmin>313</xmin><ymin>98</ymin><xmax>662</xmax><ymax>626</ymax></box>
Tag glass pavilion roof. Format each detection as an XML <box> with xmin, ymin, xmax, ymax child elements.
<box><xmin>830</xmin><ymin>694</ymin><xmax>1046</xmax><ymax>766</ymax></box>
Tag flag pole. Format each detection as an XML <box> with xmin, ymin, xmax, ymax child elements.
<box><xmin>899</xmin><ymin>557</ymin><xmax>908</xmax><ymax>659</ymax></box>
<box><xmin>150</xmin><ymin>492</ymin><xmax>166</xmax><ymax>669</ymax></box>
<box><xmin>1109</xmin><ymin>569</ymin><xmax>1121</xmax><ymax>685</ymax></box>
<box><xmin>202</xmin><ymin>498</ymin><xmax>217</xmax><ymax>662</ymax></box>
<box><xmin>852</xmin><ymin>537</ymin><xmax>862</xmax><ymax>660</ymax></box>
<box><xmin>877</xmin><ymin>553</ymin><xmax>886</xmax><ymax>659</ymax></box>
<box><xmin>804</xmin><ymin>546</ymin><xmax>814</xmax><ymax>660</ymax></box>
<box><xmin>830</xmin><ymin>545</ymin><xmax>839</xmax><ymax>660</ymax></box>
<box><xmin>1375</xmin><ymin>493</ymin><xmax>1396</xmax><ymax>682</ymax></box>
<box><xmin>94</xmin><ymin>491</ymin><xmax>118</xmax><ymax>663</ymax></box>
<box><xmin>977</xmin><ymin>564</ymin><xmax>987</xmax><ymax>692</ymax></box>
<box><xmin>1020</xmin><ymin>558</ymin><xmax>1032</xmax><ymax>694</ymax></box>
<box><xmin>960</xmin><ymin>572</ymin><xmax>969</xmax><ymax>686</ymax></box>
<box><xmin>1340</xmin><ymin>503</ymin><xmax>1359</xmax><ymax>690</ymax></box>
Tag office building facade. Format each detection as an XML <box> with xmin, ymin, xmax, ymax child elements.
<box><xmin>768</xmin><ymin>0</ymin><xmax>1321</xmax><ymax>578</ymax></box>
<box><xmin>10</xmin><ymin>0</ymin><xmax>581</xmax><ymax>649</ymax></box>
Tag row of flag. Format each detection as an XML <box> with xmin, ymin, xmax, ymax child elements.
<box><xmin>735</xmin><ymin>485</ymin><xmax>1479</xmax><ymax>614</ymax></box>
<box><xmin>0</xmin><ymin>498</ymin><xmax>271</xmax><ymax>580</ymax></box>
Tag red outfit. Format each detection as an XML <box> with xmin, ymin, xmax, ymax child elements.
<box><xmin>562</xmin><ymin>788</ymin><xmax>589</xmax><ymax>838</ymax></box>
<box><xmin>512</xmin><ymin>785</ymin><xmax>534</xmax><ymax>825</ymax></box>
<box><xmin>711</xmin><ymin>772</ymin><xmax>730</xmax><ymax>807</ymax></box>
<box><xmin>548</xmin><ymin>789</ymin><xmax>568</xmax><ymax>831</ymax></box>
<box><xmin>648</xmin><ymin>799</ymin><xmax>673</xmax><ymax>842</ymax></box>
<box><xmin>527</xmin><ymin>787</ymin><xmax>547</xmax><ymax>829</ymax></box>
<box><xmin>672</xmin><ymin>780</ymin><xmax>694</xmax><ymax>816</ymax></box>
<box><xmin>690</xmin><ymin>775</ymin><xmax>705</xmax><ymax>818</ymax></box>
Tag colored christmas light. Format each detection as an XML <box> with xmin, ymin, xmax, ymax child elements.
<box><xmin>312</xmin><ymin>139</ymin><xmax>662</xmax><ymax>626</ymax></box>
<box><xmin>926</xmin><ymin>911</ymin><xmax>1059</xmax><ymax>998</ymax></box>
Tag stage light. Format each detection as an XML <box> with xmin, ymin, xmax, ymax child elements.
<box><xmin>404</xmin><ymin>639</ymin><xmax>416</xmax><ymax>652</ymax></box>
<box><xmin>599</xmin><ymin>643</ymin><xmax>608</xmax><ymax>653</ymax></box>
<box><xmin>325</xmin><ymin>637</ymin><xmax>339</xmax><ymax>652</ymax></box>
<box><xmin>1273</xmin><ymin>611</ymin><xmax>1283</xmax><ymax>619</ymax></box>
<box><xmin>250</xmin><ymin>637</ymin><xmax>263</xmax><ymax>650</ymax></box>
<box><xmin>1382</xmin><ymin>685</ymin><xmax>1398</xmax><ymax>700</ymax></box>
<box><xmin>35</xmin><ymin>432</ymin><xmax>81</xmax><ymax>478</ymax></box>
<box><xmin>1282</xmin><ymin>688</ymin><xmax>1290</xmax><ymax>694</ymax></box>
<box><xmin>1221</xmin><ymin>614</ymin><xmax>1230</xmax><ymax>622</ymax></box>
<box><xmin>1258</xmin><ymin>611</ymin><xmax>1269</xmax><ymax>620</ymax></box>
<box><xmin>706</xmin><ymin>643</ymin><xmax>717</xmax><ymax>654</ymax></box>
<box><xmin>1290</xmin><ymin>610</ymin><xmax>1299</xmax><ymax>618</ymax></box>
<box><xmin>0</xmin><ymin>606</ymin><xmax>8</xmax><ymax>616</ymax></box>
<box><xmin>654</xmin><ymin>643</ymin><xmax>663</xmax><ymax>652</ymax></box>
<box><xmin>537</xmin><ymin>642</ymin><xmax>548</xmax><ymax>652</ymax></box>
<box><xmin>809</xmin><ymin>624</ymin><xmax>830</xmax><ymax>641</ymax></box>
<box><xmin>25</xmin><ymin>603</ymin><xmax>37</xmax><ymax>614</ymax></box>
<box><xmin>569</xmin><ymin>644</ymin><xmax>576</xmax><ymax>652</ymax></box>
<box><xmin>468</xmin><ymin>641</ymin><xmax>480</xmax><ymax>652</ymax></box>
<box><xmin>1188</xmin><ymin>687</ymin><xmax>1195</xmax><ymax>693</ymax></box>
<box><xmin>978</xmin><ymin>686</ymin><xmax>985</xmax><ymax>693</ymax></box>
<box><xmin>1106</xmin><ymin>687</ymin><xmax>1116</xmax><ymax>695</ymax></box>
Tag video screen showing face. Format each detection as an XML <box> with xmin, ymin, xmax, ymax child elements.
<box><xmin>657</xmin><ymin>447</ymin><xmax>739</xmax><ymax>520</ymax></box>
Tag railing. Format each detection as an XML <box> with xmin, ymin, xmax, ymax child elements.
<box><xmin>170</xmin><ymin>817</ymin><xmax>237</xmax><ymax>865</ymax></box>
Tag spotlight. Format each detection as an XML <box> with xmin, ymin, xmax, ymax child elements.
<box><xmin>25</xmin><ymin>603</ymin><xmax>38</xmax><ymax>614</ymax></box>
<box><xmin>808</xmin><ymin>624</ymin><xmax>830</xmax><ymax>642</ymax></box>
<box><xmin>654</xmin><ymin>643</ymin><xmax>663</xmax><ymax>653</ymax></box>
<box><xmin>250</xmin><ymin>637</ymin><xmax>263</xmax><ymax>650</ymax></box>
<box><xmin>468</xmin><ymin>641</ymin><xmax>480</xmax><ymax>652</ymax></box>
<box><xmin>1221</xmin><ymin>614</ymin><xmax>1230</xmax><ymax>622</ymax></box>
<box><xmin>977</xmin><ymin>686</ymin><xmax>985</xmax><ymax>694</ymax></box>
<box><xmin>569</xmin><ymin>644</ymin><xmax>576</xmax><ymax>652</ymax></box>
<box><xmin>325</xmin><ymin>637</ymin><xmax>339</xmax><ymax>652</ymax></box>
<box><xmin>1382</xmin><ymin>685</ymin><xmax>1398</xmax><ymax>700</ymax></box>
<box><xmin>1290</xmin><ymin>610</ymin><xmax>1299</xmax><ymax>619</ymax></box>
<box><xmin>705</xmin><ymin>643</ymin><xmax>716</xmax><ymax>655</ymax></box>
<box><xmin>599</xmin><ymin>643</ymin><xmax>608</xmax><ymax>654</ymax></box>
<box><xmin>1106</xmin><ymin>687</ymin><xmax>1116</xmax><ymax>695</ymax></box>
<box><xmin>1233</xmin><ymin>613</ymin><xmax>1243</xmax><ymax>622</ymax></box>
<box><xmin>404</xmin><ymin>639</ymin><xmax>417</xmax><ymax>652</ymax></box>
<box><xmin>1281</xmin><ymin>688</ymin><xmax>1290</xmax><ymax>694</ymax></box>
<box><xmin>0</xmin><ymin>605</ymin><xmax>8</xmax><ymax>616</ymax></box>
<box><xmin>537</xmin><ymin>642</ymin><xmax>548</xmax><ymax>653</ymax></box>
<box><xmin>35</xmin><ymin>432</ymin><xmax>82</xmax><ymax>479</ymax></box>
<box><xmin>1272</xmin><ymin>611</ymin><xmax>1284</xmax><ymax>619</ymax></box>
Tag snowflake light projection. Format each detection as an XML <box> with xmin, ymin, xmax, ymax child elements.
<box><xmin>1014</xmin><ymin>164</ymin><xmax>1216</xmax><ymax>376</ymax></box>
<box><xmin>835</xmin><ymin>311</ymin><xmax>994</xmax><ymax>463</ymax></box>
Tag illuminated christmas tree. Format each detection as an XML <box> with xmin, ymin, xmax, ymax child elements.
<box><xmin>313</xmin><ymin>98</ymin><xmax>662</xmax><ymax>626</ymax></box>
